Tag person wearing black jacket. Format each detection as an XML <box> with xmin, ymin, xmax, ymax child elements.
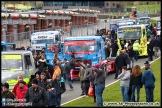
<box><xmin>51</xmin><ymin>74</ymin><xmax>66</xmax><ymax>107</ymax></box>
<box><xmin>69</xmin><ymin>54</ymin><xmax>76</xmax><ymax>70</ymax></box>
<box><xmin>38</xmin><ymin>72</ymin><xmax>49</xmax><ymax>91</ymax></box>
<box><xmin>37</xmin><ymin>54</ymin><xmax>47</xmax><ymax>75</ymax></box>
<box><xmin>62</xmin><ymin>58</ymin><xmax>74</xmax><ymax>90</ymax></box>
<box><xmin>24</xmin><ymin>78</ymin><xmax>48</xmax><ymax>107</ymax></box>
<box><xmin>129</xmin><ymin>65</ymin><xmax>143</xmax><ymax>102</ymax></box>
<box><xmin>127</xmin><ymin>46</ymin><xmax>134</xmax><ymax>68</ymax></box>
<box><xmin>147</xmin><ymin>38</ymin><xmax>154</xmax><ymax>61</ymax></box>
<box><xmin>114</xmin><ymin>51</ymin><xmax>127</xmax><ymax>79</ymax></box>
<box><xmin>92</xmin><ymin>65</ymin><xmax>106</xmax><ymax>107</ymax></box>
<box><xmin>111</xmin><ymin>40</ymin><xmax>119</xmax><ymax>57</ymax></box>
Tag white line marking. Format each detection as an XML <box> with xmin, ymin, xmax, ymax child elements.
<box><xmin>61</xmin><ymin>57</ymin><xmax>161</xmax><ymax>106</ymax></box>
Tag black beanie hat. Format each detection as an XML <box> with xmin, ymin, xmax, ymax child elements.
<box><xmin>32</xmin><ymin>78</ymin><xmax>38</xmax><ymax>85</ymax></box>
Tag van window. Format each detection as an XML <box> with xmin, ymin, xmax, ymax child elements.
<box><xmin>24</xmin><ymin>54</ymin><xmax>32</xmax><ymax>69</ymax></box>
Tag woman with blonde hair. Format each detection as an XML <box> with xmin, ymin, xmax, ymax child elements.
<box><xmin>129</xmin><ymin>65</ymin><xmax>143</xmax><ymax>102</ymax></box>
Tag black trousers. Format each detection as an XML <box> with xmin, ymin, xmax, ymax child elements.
<box><xmin>115</xmin><ymin>67</ymin><xmax>122</xmax><ymax>78</ymax></box>
<box><xmin>84</xmin><ymin>80</ymin><xmax>90</xmax><ymax>95</ymax></box>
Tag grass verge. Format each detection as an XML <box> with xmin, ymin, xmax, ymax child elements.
<box><xmin>62</xmin><ymin>58</ymin><xmax>161</xmax><ymax>107</ymax></box>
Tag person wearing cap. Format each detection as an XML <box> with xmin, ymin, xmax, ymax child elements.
<box><xmin>51</xmin><ymin>74</ymin><xmax>66</xmax><ymax>107</ymax></box>
<box><xmin>38</xmin><ymin>72</ymin><xmax>49</xmax><ymax>91</ymax></box>
<box><xmin>133</xmin><ymin>40</ymin><xmax>139</xmax><ymax>61</ymax></box>
<box><xmin>24</xmin><ymin>78</ymin><xmax>48</xmax><ymax>107</ymax></box>
<box><xmin>14</xmin><ymin>80</ymin><xmax>28</xmax><ymax>105</ymax></box>
<box><xmin>2</xmin><ymin>83</ymin><xmax>15</xmax><ymax>99</ymax></box>
<box><xmin>142</xmin><ymin>66</ymin><xmax>156</xmax><ymax>102</ymax></box>
<box><xmin>92</xmin><ymin>64</ymin><xmax>106</xmax><ymax>107</ymax></box>
<box><xmin>12</xmin><ymin>74</ymin><xmax>28</xmax><ymax>96</ymax></box>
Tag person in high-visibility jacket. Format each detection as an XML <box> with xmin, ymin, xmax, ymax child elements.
<box><xmin>133</xmin><ymin>40</ymin><xmax>140</xmax><ymax>61</ymax></box>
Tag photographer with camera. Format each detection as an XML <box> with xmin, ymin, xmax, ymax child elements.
<box><xmin>24</xmin><ymin>78</ymin><xmax>48</xmax><ymax>107</ymax></box>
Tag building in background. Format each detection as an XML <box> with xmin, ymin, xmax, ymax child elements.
<box><xmin>42</xmin><ymin>1</ymin><xmax>135</xmax><ymax>13</ymax></box>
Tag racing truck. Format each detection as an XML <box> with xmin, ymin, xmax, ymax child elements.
<box><xmin>1</xmin><ymin>51</ymin><xmax>38</xmax><ymax>90</ymax></box>
<box><xmin>1</xmin><ymin>41</ymin><xmax>16</xmax><ymax>51</ymax></box>
<box><xmin>30</xmin><ymin>31</ymin><xmax>61</xmax><ymax>52</ymax></box>
<box><xmin>117</xmin><ymin>24</ymin><xmax>148</xmax><ymax>56</ymax></box>
<box><xmin>63</xmin><ymin>36</ymin><xmax>116</xmax><ymax>80</ymax></box>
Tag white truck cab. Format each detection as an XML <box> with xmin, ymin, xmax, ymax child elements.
<box><xmin>31</xmin><ymin>31</ymin><xmax>61</xmax><ymax>52</ymax></box>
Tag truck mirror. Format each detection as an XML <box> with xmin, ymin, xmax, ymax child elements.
<box><xmin>29</xmin><ymin>39</ymin><xmax>31</xmax><ymax>42</ymax></box>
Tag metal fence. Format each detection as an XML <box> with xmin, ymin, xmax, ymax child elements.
<box><xmin>2</xmin><ymin>23</ymin><xmax>101</xmax><ymax>48</ymax></box>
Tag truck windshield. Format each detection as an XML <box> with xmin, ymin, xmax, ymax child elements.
<box><xmin>1</xmin><ymin>54</ymin><xmax>23</xmax><ymax>70</ymax></box>
<box><xmin>46</xmin><ymin>44</ymin><xmax>61</xmax><ymax>53</ymax></box>
<box><xmin>118</xmin><ymin>27</ymin><xmax>141</xmax><ymax>39</ymax></box>
<box><xmin>136</xmin><ymin>18</ymin><xmax>150</xmax><ymax>25</ymax></box>
<box><xmin>64</xmin><ymin>40</ymin><xmax>95</xmax><ymax>54</ymax></box>
<box><xmin>31</xmin><ymin>39</ymin><xmax>53</xmax><ymax>44</ymax></box>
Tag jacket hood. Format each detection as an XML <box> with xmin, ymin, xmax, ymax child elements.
<box><xmin>144</xmin><ymin>70</ymin><xmax>151</xmax><ymax>75</ymax></box>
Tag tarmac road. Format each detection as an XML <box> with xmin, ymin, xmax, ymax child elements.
<box><xmin>61</xmin><ymin>57</ymin><xmax>150</xmax><ymax>104</ymax></box>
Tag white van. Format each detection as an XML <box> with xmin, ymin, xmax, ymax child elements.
<box><xmin>31</xmin><ymin>31</ymin><xmax>60</xmax><ymax>51</ymax></box>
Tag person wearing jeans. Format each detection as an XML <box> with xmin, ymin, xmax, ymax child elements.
<box><xmin>95</xmin><ymin>84</ymin><xmax>105</xmax><ymax>106</ymax></box>
<box><xmin>92</xmin><ymin>64</ymin><xmax>106</xmax><ymax>107</ymax></box>
<box><xmin>130</xmin><ymin>65</ymin><xmax>143</xmax><ymax>102</ymax></box>
<box><xmin>118</xmin><ymin>66</ymin><xmax>130</xmax><ymax>102</ymax></box>
<box><xmin>65</xmin><ymin>74</ymin><xmax>74</xmax><ymax>91</ymax></box>
<box><xmin>142</xmin><ymin>66</ymin><xmax>155</xmax><ymax>102</ymax></box>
